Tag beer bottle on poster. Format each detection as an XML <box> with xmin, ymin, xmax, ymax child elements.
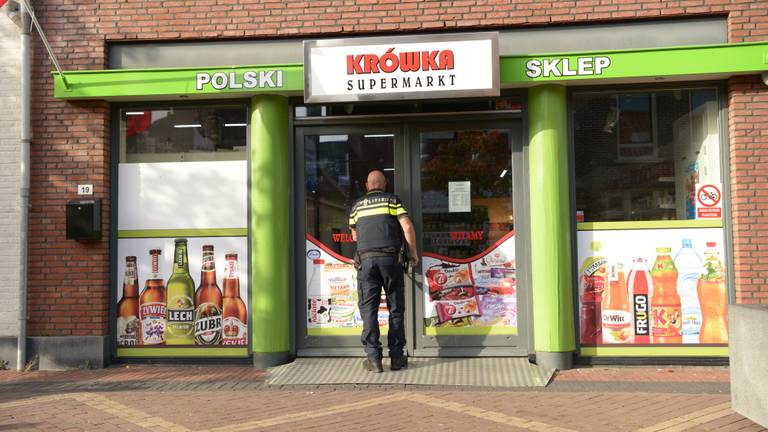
<box><xmin>650</xmin><ymin>247</ymin><xmax>682</xmax><ymax>344</ymax></box>
<box><xmin>139</xmin><ymin>249</ymin><xmax>167</xmax><ymax>345</ymax></box>
<box><xmin>166</xmin><ymin>239</ymin><xmax>196</xmax><ymax>345</ymax></box>
<box><xmin>627</xmin><ymin>258</ymin><xmax>652</xmax><ymax>344</ymax></box>
<box><xmin>601</xmin><ymin>263</ymin><xmax>633</xmax><ymax>344</ymax></box>
<box><xmin>117</xmin><ymin>256</ymin><xmax>140</xmax><ymax>346</ymax></box>
<box><xmin>194</xmin><ymin>245</ymin><xmax>223</xmax><ymax>345</ymax></box>
<box><xmin>697</xmin><ymin>242</ymin><xmax>728</xmax><ymax>344</ymax></box>
<box><xmin>222</xmin><ymin>253</ymin><xmax>248</xmax><ymax>345</ymax></box>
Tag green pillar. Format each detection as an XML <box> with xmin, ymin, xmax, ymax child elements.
<box><xmin>250</xmin><ymin>95</ymin><xmax>290</xmax><ymax>368</ymax></box>
<box><xmin>528</xmin><ymin>85</ymin><xmax>575</xmax><ymax>369</ymax></box>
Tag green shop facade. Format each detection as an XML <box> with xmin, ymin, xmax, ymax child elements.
<box><xmin>53</xmin><ymin>28</ymin><xmax>768</xmax><ymax>369</ymax></box>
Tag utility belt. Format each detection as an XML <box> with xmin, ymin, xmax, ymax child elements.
<box><xmin>354</xmin><ymin>246</ymin><xmax>409</xmax><ymax>272</ymax></box>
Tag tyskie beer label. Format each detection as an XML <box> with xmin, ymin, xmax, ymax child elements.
<box><xmin>195</xmin><ymin>303</ymin><xmax>223</xmax><ymax>345</ymax></box>
<box><xmin>117</xmin><ymin>315</ymin><xmax>139</xmax><ymax>346</ymax></box>
<box><xmin>651</xmin><ymin>303</ymin><xmax>682</xmax><ymax>337</ymax></box>
<box><xmin>601</xmin><ymin>310</ymin><xmax>632</xmax><ymax>343</ymax></box>
<box><xmin>140</xmin><ymin>302</ymin><xmax>166</xmax><ymax>345</ymax></box>
<box><xmin>222</xmin><ymin>317</ymin><xmax>247</xmax><ymax>345</ymax></box>
<box><xmin>167</xmin><ymin>295</ymin><xmax>194</xmax><ymax>337</ymax></box>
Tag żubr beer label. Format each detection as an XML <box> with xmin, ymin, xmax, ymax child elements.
<box><xmin>117</xmin><ymin>315</ymin><xmax>139</xmax><ymax>346</ymax></box>
<box><xmin>167</xmin><ymin>295</ymin><xmax>194</xmax><ymax>337</ymax></box>
<box><xmin>222</xmin><ymin>317</ymin><xmax>247</xmax><ymax>345</ymax></box>
<box><xmin>140</xmin><ymin>302</ymin><xmax>166</xmax><ymax>345</ymax></box>
<box><xmin>195</xmin><ymin>303</ymin><xmax>223</xmax><ymax>345</ymax></box>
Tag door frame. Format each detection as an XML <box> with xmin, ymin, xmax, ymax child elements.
<box><xmin>293</xmin><ymin>124</ymin><xmax>411</xmax><ymax>356</ymax></box>
<box><xmin>292</xmin><ymin>111</ymin><xmax>532</xmax><ymax>358</ymax></box>
<box><xmin>408</xmin><ymin>118</ymin><xmax>530</xmax><ymax>357</ymax></box>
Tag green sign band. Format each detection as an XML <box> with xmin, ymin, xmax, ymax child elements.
<box><xmin>117</xmin><ymin>228</ymin><xmax>248</xmax><ymax>238</ymax></box>
<box><xmin>53</xmin><ymin>42</ymin><xmax>768</xmax><ymax>100</ymax></box>
<box><xmin>116</xmin><ymin>347</ymin><xmax>249</xmax><ymax>358</ymax></box>
<box><xmin>577</xmin><ymin>220</ymin><xmax>723</xmax><ymax>231</ymax></box>
<box><xmin>54</xmin><ymin>64</ymin><xmax>304</xmax><ymax>99</ymax></box>
<box><xmin>580</xmin><ymin>346</ymin><xmax>728</xmax><ymax>357</ymax></box>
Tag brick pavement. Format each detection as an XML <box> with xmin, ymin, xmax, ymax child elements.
<box><xmin>0</xmin><ymin>365</ymin><xmax>764</xmax><ymax>432</ymax></box>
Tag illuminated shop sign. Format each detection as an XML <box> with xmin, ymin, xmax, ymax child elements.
<box><xmin>525</xmin><ymin>56</ymin><xmax>611</xmax><ymax>78</ymax></box>
<box><xmin>304</xmin><ymin>32</ymin><xmax>499</xmax><ymax>103</ymax></box>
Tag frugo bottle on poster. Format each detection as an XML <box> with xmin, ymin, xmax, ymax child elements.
<box><xmin>650</xmin><ymin>247</ymin><xmax>682</xmax><ymax>344</ymax></box>
<box><xmin>139</xmin><ymin>249</ymin><xmax>167</xmax><ymax>345</ymax></box>
<box><xmin>166</xmin><ymin>239</ymin><xmax>196</xmax><ymax>345</ymax></box>
<box><xmin>195</xmin><ymin>245</ymin><xmax>224</xmax><ymax>345</ymax></box>
<box><xmin>117</xmin><ymin>256</ymin><xmax>140</xmax><ymax>346</ymax></box>
<box><xmin>627</xmin><ymin>258</ymin><xmax>652</xmax><ymax>344</ymax></box>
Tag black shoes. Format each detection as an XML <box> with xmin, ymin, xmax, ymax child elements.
<box><xmin>362</xmin><ymin>358</ymin><xmax>384</xmax><ymax>373</ymax></box>
<box><xmin>390</xmin><ymin>356</ymin><xmax>408</xmax><ymax>371</ymax></box>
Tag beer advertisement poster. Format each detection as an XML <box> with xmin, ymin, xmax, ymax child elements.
<box><xmin>116</xmin><ymin>237</ymin><xmax>249</xmax><ymax>351</ymax></box>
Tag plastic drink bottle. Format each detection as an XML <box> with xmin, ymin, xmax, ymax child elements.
<box><xmin>627</xmin><ymin>258</ymin><xmax>652</xmax><ymax>344</ymax></box>
<box><xmin>674</xmin><ymin>239</ymin><xmax>703</xmax><ymax>344</ymax></box>
<box><xmin>650</xmin><ymin>247</ymin><xmax>682</xmax><ymax>344</ymax></box>
<box><xmin>579</xmin><ymin>241</ymin><xmax>607</xmax><ymax>345</ymax></box>
<box><xmin>697</xmin><ymin>242</ymin><xmax>728</xmax><ymax>344</ymax></box>
<box><xmin>601</xmin><ymin>263</ymin><xmax>633</xmax><ymax>344</ymax></box>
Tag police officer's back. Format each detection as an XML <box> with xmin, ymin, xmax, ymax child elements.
<box><xmin>349</xmin><ymin>170</ymin><xmax>418</xmax><ymax>373</ymax></box>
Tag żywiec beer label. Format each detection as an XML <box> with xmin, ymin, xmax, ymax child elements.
<box><xmin>195</xmin><ymin>303</ymin><xmax>223</xmax><ymax>345</ymax></box>
<box><xmin>167</xmin><ymin>295</ymin><xmax>195</xmax><ymax>338</ymax></box>
<box><xmin>222</xmin><ymin>317</ymin><xmax>247</xmax><ymax>345</ymax></box>
<box><xmin>140</xmin><ymin>302</ymin><xmax>166</xmax><ymax>345</ymax></box>
<box><xmin>117</xmin><ymin>315</ymin><xmax>139</xmax><ymax>346</ymax></box>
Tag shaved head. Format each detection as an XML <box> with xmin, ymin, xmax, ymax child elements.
<box><xmin>366</xmin><ymin>170</ymin><xmax>387</xmax><ymax>191</ymax></box>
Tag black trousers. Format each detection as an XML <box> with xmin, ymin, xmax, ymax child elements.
<box><xmin>357</xmin><ymin>255</ymin><xmax>406</xmax><ymax>360</ymax></box>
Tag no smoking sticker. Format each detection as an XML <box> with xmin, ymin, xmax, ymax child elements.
<box><xmin>696</xmin><ymin>183</ymin><xmax>722</xmax><ymax>219</ymax></box>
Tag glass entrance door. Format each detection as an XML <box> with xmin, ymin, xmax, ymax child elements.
<box><xmin>297</xmin><ymin>126</ymin><xmax>408</xmax><ymax>354</ymax></box>
<box><xmin>411</xmin><ymin>120</ymin><xmax>528</xmax><ymax>355</ymax></box>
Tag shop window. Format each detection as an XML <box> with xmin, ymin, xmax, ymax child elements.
<box><xmin>119</xmin><ymin>106</ymin><xmax>248</xmax><ymax>163</ymax></box>
<box><xmin>573</xmin><ymin>88</ymin><xmax>721</xmax><ymax>222</ymax></box>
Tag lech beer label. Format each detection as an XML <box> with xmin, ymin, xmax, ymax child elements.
<box><xmin>195</xmin><ymin>303</ymin><xmax>223</xmax><ymax>345</ymax></box>
<box><xmin>140</xmin><ymin>302</ymin><xmax>166</xmax><ymax>345</ymax></box>
<box><xmin>167</xmin><ymin>295</ymin><xmax>194</xmax><ymax>338</ymax></box>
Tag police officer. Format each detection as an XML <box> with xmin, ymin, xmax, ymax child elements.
<box><xmin>349</xmin><ymin>170</ymin><xmax>418</xmax><ymax>373</ymax></box>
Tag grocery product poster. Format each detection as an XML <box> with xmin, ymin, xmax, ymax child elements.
<box><xmin>577</xmin><ymin>228</ymin><xmax>728</xmax><ymax>350</ymax></box>
<box><xmin>116</xmin><ymin>237</ymin><xmax>249</xmax><ymax>352</ymax></box>
<box><xmin>422</xmin><ymin>231</ymin><xmax>517</xmax><ymax>335</ymax></box>
<box><xmin>305</xmin><ymin>234</ymin><xmax>390</xmax><ymax>336</ymax></box>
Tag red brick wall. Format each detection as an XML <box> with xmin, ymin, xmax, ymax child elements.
<box><xmin>728</xmin><ymin>75</ymin><xmax>768</xmax><ymax>305</ymax></box>
<box><xmin>28</xmin><ymin>1</ymin><xmax>768</xmax><ymax>336</ymax></box>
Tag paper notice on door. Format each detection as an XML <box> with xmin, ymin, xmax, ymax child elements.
<box><xmin>448</xmin><ymin>181</ymin><xmax>471</xmax><ymax>213</ymax></box>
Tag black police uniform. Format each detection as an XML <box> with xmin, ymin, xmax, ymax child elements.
<box><xmin>349</xmin><ymin>189</ymin><xmax>408</xmax><ymax>361</ymax></box>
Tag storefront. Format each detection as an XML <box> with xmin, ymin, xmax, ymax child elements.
<box><xmin>49</xmin><ymin>24</ymin><xmax>768</xmax><ymax>369</ymax></box>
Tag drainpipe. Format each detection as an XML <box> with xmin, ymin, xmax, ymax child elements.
<box><xmin>17</xmin><ymin>1</ymin><xmax>30</xmax><ymax>372</ymax></box>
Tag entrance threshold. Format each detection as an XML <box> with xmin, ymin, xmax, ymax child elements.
<box><xmin>266</xmin><ymin>357</ymin><xmax>554</xmax><ymax>387</ymax></box>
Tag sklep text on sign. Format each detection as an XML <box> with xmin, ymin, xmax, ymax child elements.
<box><xmin>304</xmin><ymin>33</ymin><xmax>499</xmax><ymax>103</ymax></box>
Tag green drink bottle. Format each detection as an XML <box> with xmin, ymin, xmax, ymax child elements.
<box><xmin>166</xmin><ymin>239</ymin><xmax>196</xmax><ymax>345</ymax></box>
